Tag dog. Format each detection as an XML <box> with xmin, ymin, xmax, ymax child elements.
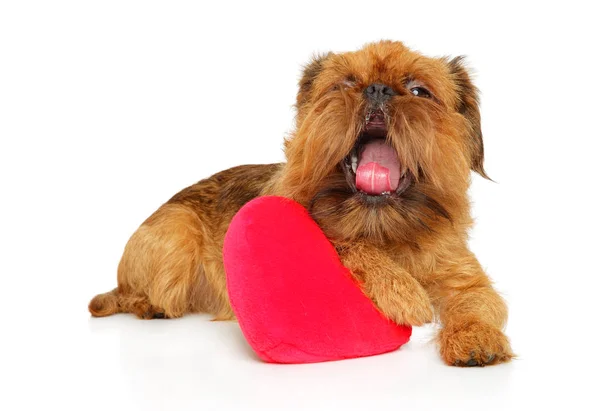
<box><xmin>89</xmin><ymin>40</ymin><xmax>514</xmax><ymax>366</ymax></box>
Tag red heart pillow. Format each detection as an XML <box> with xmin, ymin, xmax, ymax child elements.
<box><xmin>223</xmin><ymin>196</ymin><xmax>411</xmax><ymax>363</ymax></box>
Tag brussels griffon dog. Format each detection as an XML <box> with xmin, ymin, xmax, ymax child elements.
<box><xmin>90</xmin><ymin>41</ymin><xmax>513</xmax><ymax>366</ymax></box>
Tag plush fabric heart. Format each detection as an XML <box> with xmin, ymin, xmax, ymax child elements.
<box><xmin>223</xmin><ymin>196</ymin><xmax>412</xmax><ymax>364</ymax></box>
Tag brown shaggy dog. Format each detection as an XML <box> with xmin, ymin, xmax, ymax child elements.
<box><xmin>90</xmin><ymin>41</ymin><xmax>514</xmax><ymax>367</ymax></box>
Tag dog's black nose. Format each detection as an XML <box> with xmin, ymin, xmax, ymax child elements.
<box><xmin>364</xmin><ymin>83</ymin><xmax>396</xmax><ymax>103</ymax></box>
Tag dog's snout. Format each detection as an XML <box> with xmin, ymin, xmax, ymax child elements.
<box><xmin>364</xmin><ymin>83</ymin><xmax>396</xmax><ymax>103</ymax></box>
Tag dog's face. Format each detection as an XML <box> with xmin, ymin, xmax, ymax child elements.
<box><xmin>281</xmin><ymin>41</ymin><xmax>487</xmax><ymax>245</ymax></box>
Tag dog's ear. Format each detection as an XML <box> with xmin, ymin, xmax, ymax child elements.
<box><xmin>448</xmin><ymin>56</ymin><xmax>490</xmax><ymax>180</ymax></box>
<box><xmin>296</xmin><ymin>52</ymin><xmax>332</xmax><ymax>109</ymax></box>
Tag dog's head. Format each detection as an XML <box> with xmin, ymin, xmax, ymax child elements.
<box><xmin>280</xmin><ymin>41</ymin><xmax>487</xmax><ymax>245</ymax></box>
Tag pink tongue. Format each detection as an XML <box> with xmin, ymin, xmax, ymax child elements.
<box><xmin>355</xmin><ymin>140</ymin><xmax>401</xmax><ymax>195</ymax></box>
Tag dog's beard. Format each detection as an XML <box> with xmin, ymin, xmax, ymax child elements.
<box><xmin>304</xmin><ymin>96</ymin><xmax>455</xmax><ymax>245</ymax></box>
<box><xmin>308</xmin><ymin>169</ymin><xmax>452</xmax><ymax>246</ymax></box>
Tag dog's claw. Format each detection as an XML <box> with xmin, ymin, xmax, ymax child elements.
<box><xmin>454</xmin><ymin>351</ymin><xmax>496</xmax><ymax>367</ymax></box>
<box><xmin>465</xmin><ymin>358</ymin><xmax>478</xmax><ymax>367</ymax></box>
<box><xmin>141</xmin><ymin>309</ymin><xmax>166</xmax><ymax>319</ymax></box>
<box><xmin>453</xmin><ymin>353</ymin><xmax>502</xmax><ymax>367</ymax></box>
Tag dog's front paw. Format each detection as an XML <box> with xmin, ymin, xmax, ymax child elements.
<box><xmin>438</xmin><ymin>319</ymin><xmax>514</xmax><ymax>366</ymax></box>
<box><xmin>375</xmin><ymin>285</ymin><xmax>433</xmax><ymax>326</ymax></box>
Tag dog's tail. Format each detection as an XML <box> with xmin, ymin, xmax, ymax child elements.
<box><xmin>89</xmin><ymin>288</ymin><xmax>121</xmax><ymax>317</ymax></box>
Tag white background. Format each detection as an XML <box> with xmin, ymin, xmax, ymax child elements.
<box><xmin>1</xmin><ymin>1</ymin><xmax>599</xmax><ymax>410</ymax></box>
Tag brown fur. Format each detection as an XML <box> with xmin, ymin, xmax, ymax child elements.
<box><xmin>89</xmin><ymin>41</ymin><xmax>513</xmax><ymax>366</ymax></box>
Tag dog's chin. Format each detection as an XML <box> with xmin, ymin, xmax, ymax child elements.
<box><xmin>341</xmin><ymin>110</ymin><xmax>413</xmax><ymax>205</ymax></box>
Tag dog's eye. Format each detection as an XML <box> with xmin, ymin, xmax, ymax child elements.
<box><xmin>341</xmin><ymin>75</ymin><xmax>357</xmax><ymax>88</ymax></box>
<box><xmin>410</xmin><ymin>87</ymin><xmax>431</xmax><ymax>98</ymax></box>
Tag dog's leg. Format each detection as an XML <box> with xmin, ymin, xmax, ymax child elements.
<box><xmin>89</xmin><ymin>203</ymin><xmax>225</xmax><ymax>319</ymax></box>
<box><xmin>89</xmin><ymin>287</ymin><xmax>166</xmax><ymax>319</ymax></box>
<box><xmin>427</xmin><ymin>249</ymin><xmax>514</xmax><ymax>366</ymax></box>
<box><xmin>338</xmin><ymin>243</ymin><xmax>433</xmax><ymax>326</ymax></box>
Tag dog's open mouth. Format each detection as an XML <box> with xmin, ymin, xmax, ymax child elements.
<box><xmin>343</xmin><ymin>109</ymin><xmax>413</xmax><ymax>197</ymax></box>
